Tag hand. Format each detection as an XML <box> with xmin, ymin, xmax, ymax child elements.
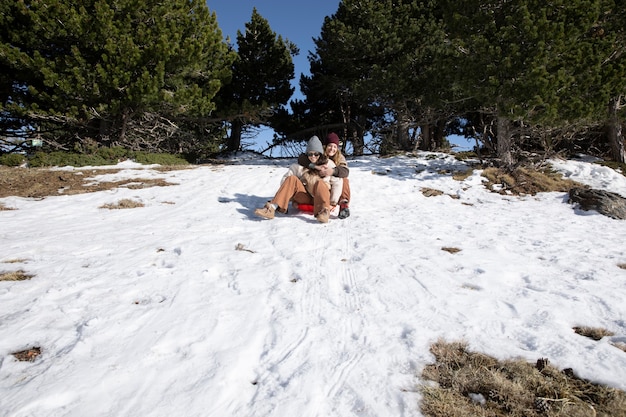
<box><xmin>316</xmin><ymin>164</ymin><xmax>333</xmax><ymax>177</ymax></box>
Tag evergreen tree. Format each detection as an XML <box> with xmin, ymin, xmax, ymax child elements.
<box><xmin>442</xmin><ymin>0</ymin><xmax>623</xmax><ymax>165</ymax></box>
<box><xmin>0</xmin><ymin>0</ymin><xmax>233</xmax><ymax>150</ymax></box>
<box><xmin>298</xmin><ymin>2</ymin><xmax>392</xmax><ymax>155</ymax></box>
<box><xmin>593</xmin><ymin>2</ymin><xmax>626</xmax><ymax>162</ymax></box>
<box><xmin>217</xmin><ymin>8</ymin><xmax>297</xmax><ymax>152</ymax></box>
<box><xmin>299</xmin><ymin>0</ymin><xmax>451</xmax><ymax>154</ymax></box>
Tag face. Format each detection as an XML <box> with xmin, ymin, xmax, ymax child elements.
<box><xmin>325</xmin><ymin>143</ymin><xmax>338</xmax><ymax>157</ymax></box>
<box><xmin>307</xmin><ymin>151</ymin><xmax>320</xmax><ymax>162</ymax></box>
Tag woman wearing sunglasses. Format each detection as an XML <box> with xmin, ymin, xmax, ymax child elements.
<box><xmin>297</xmin><ymin>132</ymin><xmax>350</xmax><ymax>219</ymax></box>
<box><xmin>254</xmin><ymin>136</ymin><xmax>342</xmax><ymax>223</ymax></box>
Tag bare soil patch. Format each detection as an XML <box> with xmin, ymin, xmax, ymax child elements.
<box><xmin>0</xmin><ymin>166</ymin><xmax>183</xmax><ymax>198</ymax></box>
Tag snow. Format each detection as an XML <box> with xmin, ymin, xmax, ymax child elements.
<box><xmin>1</xmin><ymin>151</ymin><xmax>626</xmax><ymax>417</ymax></box>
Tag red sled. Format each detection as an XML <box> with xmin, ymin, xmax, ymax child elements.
<box><xmin>295</xmin><ymin>203</ymin><xmax>315</xmax><ymax>213</ymax></box>
<box><xmin>293</xmin><ymin>203</ymin><xmax>337</xmax><ymax>215</ymax></box>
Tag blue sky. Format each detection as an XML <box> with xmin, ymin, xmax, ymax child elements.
<box><xmin>207</xmin><ymin>1</ymin><xmax>341</xmax><ymax>102</ymax></box>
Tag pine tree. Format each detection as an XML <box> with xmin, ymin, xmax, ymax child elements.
<box><xmin>0</xmin><ymin>0</ymin><xmax>233</xmax><ymax>149</ymax></box>
<box><xmin>299</xmin><ymin>0</ymin><xmax>451</xmax><ymax>154</ymax></box>
<box><xmin>442</xmin><ymin>0</ymin><xmax>624</xmax><ymax>164</ymax></box>
<box><xmin>217</xmin><ymin>8</ymin><xmax>297</xmax><ymax>152</ymax></box>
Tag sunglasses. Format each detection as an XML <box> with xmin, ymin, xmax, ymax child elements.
<box><xmin>307</xmin><ymin>152</ymin><xmax>321</xmax><ymax>157</ymax></box>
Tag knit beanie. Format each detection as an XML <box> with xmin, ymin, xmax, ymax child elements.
<box><xmin>306</xmin><ymin>136</ymin><xmax>324</xmax><ymax>154</ymax></box>
<box><xmin>325</xmin><ymin>132</ymin><xmax>340</xmax><ymax>146</ymax></box>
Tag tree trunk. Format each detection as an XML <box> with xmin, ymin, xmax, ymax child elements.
<box><xmin>420</xmin><ymin>124</ymin><xmax>432</xmax><ymax>151</ymax></box>
<box><xmin>350</xmin><ymin>122</ymin><xmax>365</xmax><ymax>156</ymax></box>
<box><xmin>119</xmin><ymin>109</ymin><xmax>129</xmax><ymax>142</ymax></box>
<box><xmin>397</xmin><ymin>120</ymin><xmax>410</xmax><ymax>150</ymax></box>
<box><xmin>434</xmin><ymin>120</ymin><xmax>446</xmax><ymax>149</ymax></box>
<box><xmin>497</xmin><ymin>115</ymin><xmax>514</xmax><ymax>167</ymax></box>
<box><xmin>227</xmin><ymin>119</ymin><xmax>243</xmax><ymax>152</ymax></box>
<box><xmin>607</xmin><ymin>96</ymin><xmax>625</xmax><ymax>163</ymax></box>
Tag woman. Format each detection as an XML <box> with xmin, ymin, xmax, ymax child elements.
<box><xmin>297</xmin><ymin>132</ymin><xmax>351</xmax><ymax>219</ymax></box>
<box><xmin>254</xmin><ymin>136</ymin><xmax>342</xmax><ymax>223</ymax></box>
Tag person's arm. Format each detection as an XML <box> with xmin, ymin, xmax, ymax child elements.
<box><xmin>319</xmin><ymin>160</ymin><xmax>349</xmax><ymax>178</ymax></box>
<box><xmin>334</xmin><ymin>165</ymin><xmax>349</xmax><ymax>178</ymax></box>
<box><xmin>297</xmin><ymin>153</ymin><xmax>310</xmax><ymax>168</ymax></box>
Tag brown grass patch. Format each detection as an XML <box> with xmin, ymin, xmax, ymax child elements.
<box><xmin>2</xmin><ymin>258</ymin><xmax>29</xmax><ymax>263</ymax></box>
<box><xmin>481</xmin><ymin>166</ymin><xmax>579</xmax><ymax>195</ymax></box>
<box><xmin>442</xmin><ymin>247</ymin><xmax>461</xmax><ymax>254</ymax></box>
<box><xmin>422</xmin><ymin>187</ymin><xmax>444</xmax><ymax>197</ymax></box>
<box><xmin>453</xmin><ymin>169</ymin><xmax>474</xmax><ymax>181</ymax></box>
<box><xmin>99</xmin><ymin>199</ymin><xmax>145</xmax><ymax>209</ymax></box>
<box><xmin>611</xmin><ymin>342</ymin><xmax>626</xmax><ymax>353</ymax></box>
<box><xmin>421</xmin><ymin>188</ymin><xmax>460</xmax><ymax>199</ymax></box>
<box><xmin>0</xmin><ymin>202</ymin><xmax>16</xmax><ymax>210</ymax></box>
<box><xmin>420</xmin><ymin>339</ymin><xmax>626</xmax><ymax>417</ymax></box>
<box><xmin>0</xmin><ymin>166</ymin><xmax>179</xmax><ymax>198</ymax></box>
<box><xmin>12</xmin><ymin>347</ymin><xmax>42</xmax><ymax>362</ymax></box>
<box><xmin>235</xmin><ymin>243</ymin><xmax>256</xmax><ymax>253</ymax></box>
<box><xmin>0</xmin><ymin>270</ymin><xmax>34</xmax><ymax>281</ymax></box>
<box><xmin>618</xmin><ymin>263</ymin><xmax>626</xmax><ymax>270</ymax></box>
<box><xmin>573</xmin><ymin>326</ymin><xmax>615</xmax><ymax>341</ymax></box>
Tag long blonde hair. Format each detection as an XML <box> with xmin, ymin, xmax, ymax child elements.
<box><xmin>325</xmin><ymin>144</ymin><xmax>345</xmax><ymax>167</ymax></box>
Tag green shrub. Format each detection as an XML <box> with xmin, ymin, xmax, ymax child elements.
<box><xmin>27</xmin><ymin>150</ymin><xmax>189</xmax><ymax>167</ymax></box>
<box><xmin>96</xmin><ymin>146</ymin><xmax>132</xmax><ymax>161</ymax></box>
<box><xmin>132</xmin><ymin>152</ymin><xmax>190</xmax><ymax>165</ymax></box>
<box><xmin>454</xmin><ymin>151</ymin><xmax>478</xmax><ymax>161</ymax></box>
<box><xmin>28</xmin><ymin>151</ymin><xmax>112</xmax><ymax>167</ymax></box>
<box><xmin>0</xmin><ymin>153</ymin><xmax>27</xmax><ymax>167</ymax></box>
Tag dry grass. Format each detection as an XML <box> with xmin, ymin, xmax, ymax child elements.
<box><xmin>1</xmin><ymin>258</ymin><xmax>29</xmax><ymax>263</ymax></box>
<box><xmin>235</xmin><ymin>243</ymin><xmax>256</xmax><ymax>253</ymax></box>
<box><xmin>453</xmin><ymin>169</ymin><xmax>474</xmax><ymax>181</ymax></box>
<box><xmin>99</xmin><ymin>199</ymin><xmax>145</xmax><ymax>209</ymax></box>
<box><xmin>12</xmin><ymin>347</ymin><xmax>42</xmax><ymax>362</ymax></box>
<box><xmin>420</xmin><ymin>339</ymin><xmax>626</xmax><ymax>417</ymax></box>
<box><xmin>573</xmin><ymin>326</ymin><xmax>615</xmax><ymax>341</ymax></box>
<box><xmin>481</xmin><ymin>166</ymin><xmax>579</xmax><ymax>195</ymax></box>
<box><xmin>0</xmin><ymin>202</ymin><xmax>16</xmax><ymax>210</ymax></box>
<box><xmin>618</xmin><ymin>263</ymin><xmax>626</xmax><ymax>270</ymax></box>
<box><xmin>0</xmin><ymin>166</ymin><xmax>179</xmax><ymax>199</ymax></box>
<box><xmin>422</xmin><ymin>187</ymin><xmax>445</xmax><ymax>197</ymax></box>
<box><xmin>442</xmin><ymin>247</ymin><xmax>462</xmax><ymax>254</ymax></box>
<box><xmin>611</xmin><ymin>342</ymin><xmax>626</xmax><ymax>354</ymax></box>
<box><xmin>0</xmin><ymin>270</ymin><xmax>34</xmax><ymax>281</ymax></box>
<box><xmin>421</xmin><ymin>188</ymin><xmax>460</xmax><ymax>199</ymax></box>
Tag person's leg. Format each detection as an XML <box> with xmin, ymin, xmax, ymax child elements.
<box><xmin>338</xmin><ymin>178</ymin><xmax>351</xmax><ymax>219</ymax></box>
<box><xmin>292</xmin><ymin>192</ymin><xmax>314</xmax><ymax>206</ymax></box>
<box><xmin>271</xmin><ymin>176</ymin><xmax>307</xmax><ymax>212</ymax></box>
<box><xmin>340</xmin><ymin>178</ymin><xmax>351</xmax><ymax>205</ymax></box>
<box><xmin>312</xmin><ymin>182</ymin><xmax>331</xmax><ymax>222</ymax></box>
<box><xmin>256</xmin><ymin>176</ymin><xmax>307</xmax><ymax>219</ymax></box>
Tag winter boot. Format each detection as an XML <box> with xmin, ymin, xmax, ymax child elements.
<box><xmin>254</xmin><ymin>202</ymin><xmax>275</xmax><ymax>219</ymax></box>
<box><xmin>316</xmin><ymin>207</ymin><xmax>330</xmax><ymax>223</ymax></box>
<box><xmin>338</xmin><ymin>201</ymin><xmax>350</xmax><ymax>219</ymax></box>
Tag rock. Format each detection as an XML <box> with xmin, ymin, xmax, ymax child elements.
<box><xmin>568</xmin><ymin>187</ymin><xmax>626</xmax><ymax>220</ymax></box>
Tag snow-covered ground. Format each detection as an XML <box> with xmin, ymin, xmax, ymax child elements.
<box><xmin>1</xmin><ymin>152</ymin><xmax>625</xmax><ymax>417</ymax></box>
